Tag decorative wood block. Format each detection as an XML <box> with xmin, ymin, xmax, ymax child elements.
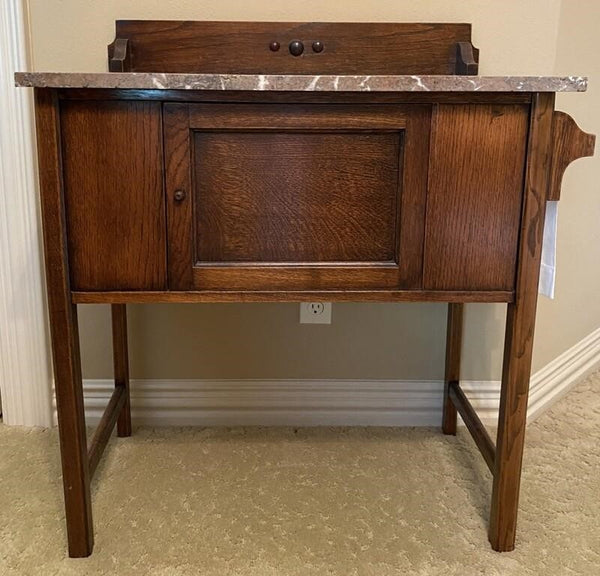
<box><xmin>455</xmin><ymin>41</ymin><xmax>479</xmax><ymax>75</ymax></box>
<box><xmin>548</xmin><ymin>111</ymin><xmax>596</xmax><ymax>201</ymax></box>
<box><xmin>107</xmin><ymin>38</ymin><xmax>130</xmax><ymax>72</ymax></box>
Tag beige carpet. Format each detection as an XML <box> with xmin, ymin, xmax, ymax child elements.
<box><xmin>1</xmin><ymin>373</ymin><xmax>599</xmax><ymax>576</ymax></box>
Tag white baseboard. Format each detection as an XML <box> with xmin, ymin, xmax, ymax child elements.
<box><xmin>527</xmin><ymin>325</ymin><xmax>600</xmax><ymax>421</ymax></box>
<box><xmin>64</xmin><ymin>326</ymin><xmax>600</xmax><ymax>428</ymax></box>
<box><xmin>72</xmin><ymin>379</ymin><xmax>500</xmax><ymax>427</ymax></box>
<box><xmin>78</xmin><ymin>379</ymin><xmax>451</xmax><ymax>427</ymax></box>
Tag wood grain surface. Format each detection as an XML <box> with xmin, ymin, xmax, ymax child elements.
<box><xmin>60</xmin><ymin>89</ymin><xmax>532</xmax><ymax>106</ymax></box>
<box><xmin>165</xmin><ymin>103</ymin><xmax>431</xmax><ymax>291</ymax></box>
<box><xmin>34</xmin><ymin>89</ymin><xmax>94</xmax><ymax>557</ymax></box>
<box><xmin>60</xmin><ymin>100</ymin><xmax>167</xmax><ymax>290</ymax></box>
<box><xmin>489</xmin><ymin>93</ymin><xmax>555</xmax><ymax>552</ymax></box>
<box><xmin>193</xmin><ymin>131</ymin><xmax>400</xmax><ymax>263</ymax></box>
<box><xmin>449</xmin><ymin>381</ymin><xmax>496</xmax><ymax>473</ymax></box>
<box><xmin>109</xmin><ymin>21</ymin><xmax>474</xmax><ymax>75</ymax></box>
<box><xmin>87</xmin><ymin>385</ymin><xmax>126</xmax><ymax>478</ymax></box>
<box><xmin>111</xmin><ymin>304</ymin><xmax>131</xmax><ymax>437</ymax></box>
<box><xmin>548</xmin><ymin>110</ymin><xmax>595</xmax><ymax>200</ymax></box>
<box><xmin>71</xmin><ymin>290</ymin><xmax>514</xmax><ymax>304</ymax></box>
<box><xmin>424</xmin><ymin>104</ymin><xmax>530</xmax><ymax>291</ymax></box>
<box><xmin>442</xmin><ymin>303</ymin><xmax>464</xmax><ymax>435</ymax></box>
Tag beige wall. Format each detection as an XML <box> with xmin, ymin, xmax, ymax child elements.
<box><xmin>533</xmin><ymin>0</ymin><xmax>600</xmax><ymax>372</ymax></box>
<box><xmin>26</xmin><ymin>0</ymin><xmax>598</xmax><ymax>381</ymax></box>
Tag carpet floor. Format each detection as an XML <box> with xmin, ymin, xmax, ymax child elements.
<box><xmin>1</xmin><ymin>372</ymin><xmax>598</xmax><ymax>576</ymax></box>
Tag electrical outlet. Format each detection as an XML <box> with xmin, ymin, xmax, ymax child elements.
<box><xmin>299</xmin><ymin>302</ymin><xmax>332</xmax><ymax>324</ymax></box>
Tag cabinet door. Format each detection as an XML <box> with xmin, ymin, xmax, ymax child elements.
<box><xmin>164</xmin><ymin>103</ymin><xmax>430</xmax><ymax>291</ymax></box>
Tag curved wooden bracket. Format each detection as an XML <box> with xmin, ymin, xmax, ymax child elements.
<box><xmin>455</xmin><ymin>41</ymin><xmax>479</xmax><ymax>75</ymax></box>
<box><xmin>107</xmin><ymin>38</ymin><xmax>131</xmax><ymax>72</ymax></box>
<box><xmin>548</xmin><ymin>111</ymin><xmax>596</xmax><ymax>201</ymax></box>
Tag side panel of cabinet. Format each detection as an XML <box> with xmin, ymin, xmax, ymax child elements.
<box><xmin>423</xmin><ymin>104</ymin><xmax>530</xmax><ymax>291</ymax></box>
<box><xmin>60</xmin><ymin>100</ymin><xmax>167</xmax><ymax>290</ymax></box>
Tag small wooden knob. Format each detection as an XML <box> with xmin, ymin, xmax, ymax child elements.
<box><xmin>312</xmin><ymin>41</ymin><xmax>324</xmax><ymax>53</ymax></box>
<box><xmin>269</xmin><ymin>41</ymin><xmax>280</xmax><ymax>52</ymax></box>
<box><xmin>289</xmin><ymin>40</ymin><xmax>304</xmax><ymax>56</ymax></box>
<box><xmin>173</xmin><ymin>189</ymin><xmax>186</xmax><ymax>202</ymax></box>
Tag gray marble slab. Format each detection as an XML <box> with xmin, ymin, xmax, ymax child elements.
<box><xmin>15</xmin><ymin>72</ymin><xmax>587</xmax><ymax>92</ymax></box>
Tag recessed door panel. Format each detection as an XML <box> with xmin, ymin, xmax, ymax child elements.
<box><xmin>193</xmin><ymin>131</ymin><xmax>400</xmax><ymax>263</ymax></box>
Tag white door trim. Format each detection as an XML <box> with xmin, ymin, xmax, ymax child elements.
<box><xmin>0</xmin><ymin>0</ymin><xmax>53</xmax><ymax>426</ymax></box>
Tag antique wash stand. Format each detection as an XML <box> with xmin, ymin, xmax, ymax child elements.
<box><xmin>16</xmin><ymin>21</ymin><xmax>595</xmax><ymax>557</ymax></box>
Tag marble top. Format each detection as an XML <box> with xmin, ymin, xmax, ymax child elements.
<box><xmin>15</xmin><ymin>72</ymin><xmax>587</xmax><ymax>92</ymax></box>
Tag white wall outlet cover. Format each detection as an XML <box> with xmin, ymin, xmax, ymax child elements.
<box><xmin>299</xmin><ymin>302</ymin><xmax>332</xmax><ymax>324</ymax></box>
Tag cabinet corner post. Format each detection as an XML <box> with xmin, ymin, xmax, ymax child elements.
<box><xmin>34</xmin><ymin>88</ymin><xmax>94</xmax><ymax>557</ymax></box>
<box><xmin>489</xmin><ymin>92</ymin><xmax>555</xmax><ymax>552</ymax></box>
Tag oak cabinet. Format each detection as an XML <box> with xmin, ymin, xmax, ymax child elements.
<box><xmin>59</xmin><ymin>100</ymin><xmax>531</xmax><ymax>295</ymax></box>
<box><xmin>18</xmin><ymin>19</ymin><xmax>594</xmax><ymax>558</ymax></box>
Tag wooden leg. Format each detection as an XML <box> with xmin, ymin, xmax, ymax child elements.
<box><xmin>87</xmin><ymin>305</ymin><xmax>130</xmax><ymax>477</ymax></box>
<box><xmin>111</xmin><ymin>304</ymin><xmax>131</xmax><ymax>437</ymax></box>
<box><xmin>34</xmin><ymin>89</ymin><xmax>94</xmax><ymax>557</ymax></box>
<box><xmin>442</xmin><ymin>303</ymin><xmax>463</xmax><ymax>435</ymax></box>
<box><xmin>50</xmin><ymin>303</ymin><xmax>94</xmax><ymax>557</ymax></box>
<box><xmin>488</xmin><ymin>92</ymin><xmax>555</xmax><ymax>552</ymax></box>
<box><xmin>489</xmin><ymin>302</ymin><xmax>536</xmax><ymax>551</ymax></box>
